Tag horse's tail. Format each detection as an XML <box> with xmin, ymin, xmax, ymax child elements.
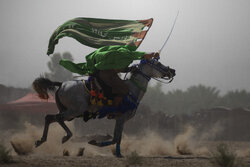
<box><xmin>32</xmin><ymin>77</ymin><xmax>62</xmax><ymax>100</ymax></box>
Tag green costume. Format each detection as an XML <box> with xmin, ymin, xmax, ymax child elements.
<box><xmin>59</xmin><ymin>44</ymin><xmax>145</xmax><ymax>75</ymax></box>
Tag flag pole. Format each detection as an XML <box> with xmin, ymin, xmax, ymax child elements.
<box><xmin>158</xmin><ymin>11</ymin><xmax>179</xmax><ymax>54</ymax></box>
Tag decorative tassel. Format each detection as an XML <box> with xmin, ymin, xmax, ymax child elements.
<box><xmin>97</xmin><ymin>99</ymin><xmax>103</xmax><ymax>106</ymax></box>
<box><xmin>107</xmin><ymin>100</ymin><xmax>112</xmax><ymax>105</ymax></box>
<box><xmin>98</xmin><ymin>92</ymin><xmax>104</xmax><ymax>99</ymax></box>
<box><xmin>90</xmin><ymin>90</ymin><xmax>96</xmax><ymax>97</ymax></box>
<box><xmin>90</xmin><ymin>97</ymin><xmax>96</xmax><ymax>105</ymax></box>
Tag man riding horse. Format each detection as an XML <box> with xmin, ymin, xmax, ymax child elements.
<box><xmin>33</xmin><ymin>17</ymin><xmax>176</xmax><ymax>157</ymax></box>
<box><xmin>46</xmin><ymin>17</ymin><xmax>158</xmax><ymax>110</ymax></box>
<box><xmin>60</xmin><ymin>42</ymin><xmax>159</xmax><ymax>107</ymax></box>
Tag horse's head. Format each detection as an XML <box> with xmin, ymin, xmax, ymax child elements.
<box><xmin>138</xmin><ymin>58</ymin><xmax>176</xmax><ymax>81</ymax></box>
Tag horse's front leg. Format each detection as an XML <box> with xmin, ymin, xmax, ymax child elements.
<box><xmin>112</xmin><ymin>116</ymin><xmax>125</xmax><ymax>158</ymax></box>
<box><xmin>87</xmin><ymin>116</ymin><xmax>125</xmax><ymax>158</ymax></box>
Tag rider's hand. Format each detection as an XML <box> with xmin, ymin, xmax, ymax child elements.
<box><xmin>153</xmin><ymin>52</ymin><xmax>160</xmax><ymax>58</ymax></box>
<box><xmin>144</xmin><ymin>52</ymin><xmax>160</xmax><ymax>60</ymax></box>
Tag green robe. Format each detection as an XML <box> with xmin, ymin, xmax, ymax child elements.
<box><xmin>59</xmin><ymin>45</ymin><xmax>145</xmax><ymax>75</ymax></box>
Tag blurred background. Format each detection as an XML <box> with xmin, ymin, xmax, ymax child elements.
<box><xmin>1</xmin><ymin>0</ymin><xmax>250</xmax><ymax>143</ymax></box>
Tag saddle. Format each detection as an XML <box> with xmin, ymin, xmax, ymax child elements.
<box><xmin>83</xmin><ymin>76</ymin><xmax>138</xmax><ymax>122</ymax></box>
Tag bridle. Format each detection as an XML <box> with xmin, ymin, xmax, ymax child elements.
<box><xmin>136</xmin><ymin>59</ymin><xmax>175</xmax><ymax>84</ymax></box>
<box><xmin>124</xmin><ymin>58</ymin><xmax>175</xmax><ymax>93</ymax></box>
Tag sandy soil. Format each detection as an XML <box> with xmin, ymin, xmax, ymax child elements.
<box><xmin>1</xmin><ymin>118</ymin><xmax>250</xmax><ymax>167</ymax></box>
<box><xmin>0</xmin><ymin>153</ymin><xmax>249</xmax><ymax>167</ymax></box>
<box><xmin>1</xmin><ymin>140</ymin><xmax>250</xmax><ymax>167</ymax></box>
<box><xmin>0</xmin><ymin>155</ymin><xmax>213</xmax><ymax>167</ymax></box>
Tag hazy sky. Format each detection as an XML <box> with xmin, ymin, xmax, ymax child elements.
<box><xmin>0</xmin><ymin>0</ymin><xmax>250</xmax><ymax>94</ymax></box>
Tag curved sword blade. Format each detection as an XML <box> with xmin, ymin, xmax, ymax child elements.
<box><xmin>159</xmin><ymin>11</ymin><xmax>179</xmax><ymax>54</ymax></box>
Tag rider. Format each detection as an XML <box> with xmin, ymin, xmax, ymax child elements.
<box><xmin>60</xmin><ymin>42</ymin><xmax>159</xmax><ymax>106</ymax></box>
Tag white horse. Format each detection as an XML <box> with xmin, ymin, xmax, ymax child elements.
<box><xmin>33</xmin><ymin>58</ymin><xmax>175</xmax><ymax>157</ymax></box>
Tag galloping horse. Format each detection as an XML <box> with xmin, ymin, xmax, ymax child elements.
<box><xmin>33</xmin><ymin>58</ymin><xmax>175</xmax><ymax>157</ymax></box>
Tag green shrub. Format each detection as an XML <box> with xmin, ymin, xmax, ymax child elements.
<box><xmin>0</xmin><ymin>143</ymin><xmax>12</xmax><ymax>164</ymax></box>
<box><xmin>211</xmin><ymin>143</ymin><xmax>243</xmax><ymax>167</ymax></box>
<box><xmin>126</xmin><ymin>151</ymin><xmax>142</xmax><ymax>166</ymax></box>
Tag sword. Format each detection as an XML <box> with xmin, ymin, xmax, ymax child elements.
<box><xmin>158</xmin><ymin>11</ymin><xmax>179</xmax><ymax>54</ymax></box>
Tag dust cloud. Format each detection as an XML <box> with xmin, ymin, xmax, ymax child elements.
<box><xmin>119</xmin><ymin>126</ymin><xmax>211</xmax><ymax>156</ymax></box>
<box><xmin>8</xmin><ymin>122</ymin><xmax>112</xmax><ymax>157</ymax></box>
<box><xmin>4</xmin><ymin>121</ymin><xmax>249</xmax><ymax>158</ymax></box>
<box><xmin>237</xmin><ymin>148</ymin><xmax>250</xmax><ymax>157</ymax></box>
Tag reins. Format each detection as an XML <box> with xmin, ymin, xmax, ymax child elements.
<box><xmin>126</xmin><ymin>60</ymin><xmax>174</xmax><ymax>84</ymax></box>
<box><xmin>124</xmin><ymin>59</ymin><xmax>174</xmax><ymax>93</ymax></box>
<box><xmin>152</xmin><ymin>77</ymin><xmax>174</xmax><ymax>84</ymax></box>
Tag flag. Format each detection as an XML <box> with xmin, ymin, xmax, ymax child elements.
<box><xmin>47</xmin><ymin>17</ymin><xmax>153</xmax><ymax>55</ymax></box>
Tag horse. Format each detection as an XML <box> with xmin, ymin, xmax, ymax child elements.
<box><xmin>33</xmin><ymin>58</ymin><xmax>176</xmax><ymax>157</ymax></box>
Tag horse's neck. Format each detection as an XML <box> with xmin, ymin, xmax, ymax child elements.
<box><xmin>126</xmin><ymin>71</ymin><xmax>150</xmax><ymax>102</ymax></box>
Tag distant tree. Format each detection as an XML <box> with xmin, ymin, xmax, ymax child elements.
<box><xmin>220</xmin><ymin>90</ymin><xmax>250</xmax><ymax>108</ymax></box>
<box><xmin>183</xmin><ymin>85</ymin><xmax>220</xmax><ymax>113</ymax></box>
<box><xmin>142</xmin><ymin>84</ymin><xmax>220</xmax><ymax>115</ymax></box>
<box><xmin>0</xmin><ymin>84</ymin><xmax>29</xmax><ymax>104</ymax></box>
<box><xmin>142</xmin><ymin>83</ymin><xmax>166</xmax><ymax>112</ymax></box>
<box><xmin>164</xmin><ymin>89</ymin><xmax>186</xmax><ymax>114</ymax></box>
<box><xmin>44</xmin><ymin>52</ymin><xmax>74</xmax><ymax>81</ymax></box>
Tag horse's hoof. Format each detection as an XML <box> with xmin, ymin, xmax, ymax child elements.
<box><xmin>62</xmin><ymin>135</ymin><xmax>71</xmax><ymax>144</ymax></box>
<box><xmin>88</xmin><ymin>140</ymin><xmax>97</xmax><ymax>145</ymax></box>
<box><xmin>116</xmin><ymin>153</ymin><xmax>124</xmax><ymax>158</ymax></box>
<box><xmin>35</xmin><ymin>140</ymin><xmax>43</xmax><ymax>147</ymax></box>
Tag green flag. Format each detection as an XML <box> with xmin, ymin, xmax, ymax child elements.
<box><xmin>47</xmin><ymin>17</ymin><xmax>153</xmax><ymax>55</ymax></box>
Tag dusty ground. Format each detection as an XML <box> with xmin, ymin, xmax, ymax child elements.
<box><xmin>1</xmin><ymin>141</ymin><xmax>250</xmax><ymax>167</ymax></box>
<box><xmin>1</xmin><ymin>120</ymin><xmax>250</xmax><ymax>167</ymax></box>
<box><xmin>0</xmin><ymin>155</ymin><xmax>214</xmax><ymax>167</ymax></box>
<box><xmin>1</xmin><ymin>152</ymin><xmax>250</xmax><ymax>167</ymax></box>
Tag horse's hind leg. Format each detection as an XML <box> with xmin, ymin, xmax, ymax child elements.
<box><xmin>56</xmin><ymin>115</ymin><xmax>72</xmax><ymax>143</ymax></box>
<box><xmin>35</xmin><ymin>113</ymin><xmax>72</xmax><ymax>147</ymax></box>
<box><xmin>35</xmin><ymin>114</ymin><xmax>56</xmax><ymax>147</ymax></box>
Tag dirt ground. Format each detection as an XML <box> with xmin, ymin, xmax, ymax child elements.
<box><xmin>2</xmin><ymin>138</ymin><xmax>250</xmax><ymax>167</ymax></box>
<box><xmin>1</xmin><ymin>151</ymin><xmax>250</xmax><ymax>167</ymax></box>
<box><xmin>1</xmin><ymin>110</ymin><xmax>250</xmax><ymax>167</ymax></box>
<box><xmin>0</xmin><ymin>155</ymin><xmax>214</xmax><ymax>167</ymax></box>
